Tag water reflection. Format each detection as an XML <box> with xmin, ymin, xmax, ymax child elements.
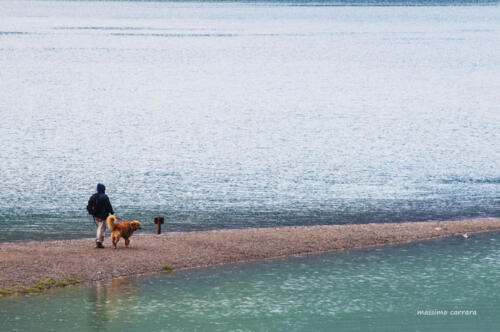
<box><xmin>87</xmin><ymin>278</ymin><xmax>141</xmax><ymax>331</ymax></box>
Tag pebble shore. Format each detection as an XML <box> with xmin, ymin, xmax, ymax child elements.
<box><xmin>1</xmin><ymin>218</ymin><xmax>499</xmax><ymax>291</ymax></box>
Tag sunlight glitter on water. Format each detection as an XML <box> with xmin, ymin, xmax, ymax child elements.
<box><xmin>1</xmin><ymin>1</ymin><xmax>499</xmax><ymax>241</ymax></box>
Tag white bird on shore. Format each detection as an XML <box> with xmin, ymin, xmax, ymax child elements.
<box><xmin>462</xmin><ymin>233</ymin><xmax>469</xmax><ymax>239</ymax></box>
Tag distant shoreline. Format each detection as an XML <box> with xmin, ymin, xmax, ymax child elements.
<box><xmin>1</xmin><ymin>218</ymin><xmax>499</xmax><ymax>295</ymax></box>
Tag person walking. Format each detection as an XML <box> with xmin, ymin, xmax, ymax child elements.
<box><xmin>90</xmin><ymin>183</ymin><xmax>114</xmax><ymax>248</ymax></box>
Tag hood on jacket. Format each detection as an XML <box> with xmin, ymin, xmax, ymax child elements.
<box><xmin>97</xmin><ymin>183</ymin><xmax>106</xmax><ymax>194</ymax></box>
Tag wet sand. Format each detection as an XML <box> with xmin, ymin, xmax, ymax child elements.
<box><xmin>1</xmin><ymin>218</ymin><xmax>499</xmax><ymax>291</ymax></box>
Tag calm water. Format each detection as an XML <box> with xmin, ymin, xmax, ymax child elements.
<box><xmin>1</xmin><ymin>232</ymin><xmax>499</xmax><ymax>331</ymax></box>
<box><xmin>1</xmin><ymin>0</ymin><xmax>499</xmax><ymax>242</ymax></box>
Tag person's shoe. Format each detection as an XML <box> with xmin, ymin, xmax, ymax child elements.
<box><xmin>96</xmin><ymin>242</ymin><xmax>105</xmax><ymax>249</ymax></box>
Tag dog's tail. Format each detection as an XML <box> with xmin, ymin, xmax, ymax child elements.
<box><xmin>106</xmin><ymin>215</ymin><xmax>117</xmax><ymax>231</ymax></box>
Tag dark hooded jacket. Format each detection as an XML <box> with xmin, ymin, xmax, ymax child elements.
<box><xmin>94</xmin><ymin>183</ymin><xmax>114</xmax><ymax>220</ymax></box>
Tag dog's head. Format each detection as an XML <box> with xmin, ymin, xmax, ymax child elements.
<box><xmin>131</xmin><ymin>221</ymin><xmax>141</xmax><ymax>231</ymax></box>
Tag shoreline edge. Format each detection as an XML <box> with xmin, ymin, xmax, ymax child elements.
<box><xmin>1</xmin><ymin>218</ymin><xmax>499</xmax><ymax>295</ymax></box>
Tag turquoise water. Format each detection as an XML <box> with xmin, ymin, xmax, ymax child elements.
<box><xmin>1</xmin><ymin>232</ymin><xmax>499</xmax><ymax>331</ymax></box>
<box><xmin>1</xmin><ymin>0</ymin><xmax>499</xmax><ymax>242</ymax></box>
<box><xmin>1</xmin><ymin>1</ymin><xmax>499</xmax><ymax>331</ymax></box>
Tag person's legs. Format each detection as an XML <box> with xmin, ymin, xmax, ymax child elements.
<box><xmin>96</xmin><ymin>219</ymin><xmax>106</xmax><ymax>247</ymax></box>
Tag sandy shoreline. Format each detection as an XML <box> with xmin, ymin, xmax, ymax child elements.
<box><xmin>1</xmin><ymin>218</ymin><xmax>499</xmax><ymax>292</ymax></box>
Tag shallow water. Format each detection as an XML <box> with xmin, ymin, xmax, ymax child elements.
<box><xmin>1</xmin><ymin>231</ymin><xmax>499</xmax><ymax>331</ymax></box>
<box><xmin>1</xmin><ymin>0</ymin><xmax>499</xmax><ymax>242</ymax></box>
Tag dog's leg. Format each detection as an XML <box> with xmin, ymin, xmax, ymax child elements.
<box><xmin>112</xmin><ymin>234</ymin><xmax>118</xmax><ymax>249</ymax></box>
<box><xmin>125</xmin><ymin>238</ymin><xmax>130</xmax><ymax>248</ymax></box>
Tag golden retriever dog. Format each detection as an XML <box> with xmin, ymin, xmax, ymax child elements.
<box><xmin>106</xmin><ymin>215</ymin><xmax>141</xmax><ymax>249</ymax></box>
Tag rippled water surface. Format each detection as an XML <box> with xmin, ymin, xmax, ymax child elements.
<box><xmin>1</xmin><ymin>232</ymin><xmax>499</xmax><ymax>331</ymax></box>
<box><xmin>0</xmin><ymin>0</ymin><xmax>499</xmax><ymax>241</ymax></box>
